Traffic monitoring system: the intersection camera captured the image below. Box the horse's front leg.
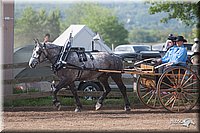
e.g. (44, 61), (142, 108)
(51, 80), (66, 110)
(69, 83), (82, 112)
(95, 75), (111, 110)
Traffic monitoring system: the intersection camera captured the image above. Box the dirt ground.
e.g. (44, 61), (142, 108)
(2, 106), (199, 132)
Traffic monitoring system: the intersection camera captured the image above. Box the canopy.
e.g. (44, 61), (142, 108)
(53, 25), (112, 53)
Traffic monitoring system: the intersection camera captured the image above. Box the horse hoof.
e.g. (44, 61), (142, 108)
(95, 102), (102, 110)
(57, 104), (61, 111)
(75, 107), (81, 112)
(124, 106), (131, 112)
(54, 102), (61, 111)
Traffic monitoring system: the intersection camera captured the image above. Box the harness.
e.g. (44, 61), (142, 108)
(52, 46), (95, 80)
(53, 32), (78, 71)
(33, 40), (96, 81)
(37, 43), (60, 64)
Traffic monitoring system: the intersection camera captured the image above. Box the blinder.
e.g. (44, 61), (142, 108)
(32, 41), (48, 63)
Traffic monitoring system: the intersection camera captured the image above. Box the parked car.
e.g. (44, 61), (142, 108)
(114, 44), (161, 66)
(183, 43), (194, 57)
(184, 43), (193, 51)
(114, 44), (151, 54)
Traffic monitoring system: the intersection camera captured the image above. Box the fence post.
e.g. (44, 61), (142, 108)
(2, 0), (14, 97)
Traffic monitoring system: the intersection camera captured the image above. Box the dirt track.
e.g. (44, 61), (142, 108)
(2, 106), (199, 132)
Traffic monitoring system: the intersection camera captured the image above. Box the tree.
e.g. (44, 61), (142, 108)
(148, 1), (200, 41)
(45, 9), (61, 40)
(14, 7), (61, 48)
(128, 28), (172, 43)
(148, 1), (199, 26)
(61, 3), (128, 48)
(15, 7), (39, 47)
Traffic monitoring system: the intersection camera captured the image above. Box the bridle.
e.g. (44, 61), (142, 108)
(32, 40), (60, 64)
(32, 40), (49, 63)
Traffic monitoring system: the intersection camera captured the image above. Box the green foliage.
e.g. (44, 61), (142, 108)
(14, 7), (61, 48)
(128, 28), (174, 43)
(15, 4), (128, 48)
(14, 2), (197, 47)
(148, 1), (198, 27)
(62, 3), (128, 47)
(45, 9), (61, 40)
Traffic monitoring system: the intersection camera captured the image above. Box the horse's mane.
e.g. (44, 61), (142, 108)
(45, 43), (62, 49)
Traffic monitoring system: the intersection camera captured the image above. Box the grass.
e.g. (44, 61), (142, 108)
(4, 93), (140, 107)
(5, 87), (141, 107)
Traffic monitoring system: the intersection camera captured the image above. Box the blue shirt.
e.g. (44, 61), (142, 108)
(161, 45), (187, 66)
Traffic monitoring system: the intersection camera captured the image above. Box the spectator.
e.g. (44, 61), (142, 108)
(191, 38), (200, 65)
(192, 38), (199, 53)
(43, 33), (51, 44)
(163, 34), (176, 51)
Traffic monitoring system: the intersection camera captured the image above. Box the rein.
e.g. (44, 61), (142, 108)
(37, 45), (61, 64)
(40, 52), (60, 64)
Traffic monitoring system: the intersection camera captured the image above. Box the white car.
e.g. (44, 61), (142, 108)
(114, 44), (151, 54)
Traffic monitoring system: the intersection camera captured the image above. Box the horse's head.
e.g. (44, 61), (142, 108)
(29, 39), (47, 68)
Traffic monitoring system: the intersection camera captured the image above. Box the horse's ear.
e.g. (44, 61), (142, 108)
(36, 39), (40, 43)
(35, 38), (42, 47)
(33, 39), (37, 44)
(43, 43), (46, 49)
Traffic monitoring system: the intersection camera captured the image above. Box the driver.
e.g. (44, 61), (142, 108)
(156, 36), (188, 66)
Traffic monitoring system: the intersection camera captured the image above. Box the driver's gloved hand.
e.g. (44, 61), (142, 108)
(151, 58), (162, 65)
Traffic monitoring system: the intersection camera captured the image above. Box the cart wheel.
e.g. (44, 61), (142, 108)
(136, 75), (162, 109)
(157, 66), (199, 113)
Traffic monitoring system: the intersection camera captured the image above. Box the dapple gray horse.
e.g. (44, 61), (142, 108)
(29, 40), (131, 112)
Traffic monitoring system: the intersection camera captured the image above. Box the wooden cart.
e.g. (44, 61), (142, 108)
(98, 58), (200, 113)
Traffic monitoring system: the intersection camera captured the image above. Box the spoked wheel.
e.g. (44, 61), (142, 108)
(136, 75), (162, 109)
(157, 66), (199, 113)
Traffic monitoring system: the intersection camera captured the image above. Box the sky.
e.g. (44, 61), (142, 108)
(11, 0), (200, 4)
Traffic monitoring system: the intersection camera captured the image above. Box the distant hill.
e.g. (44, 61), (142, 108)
(15, 1), (193, 33)
(14, 1), (193, 40)
(103, 2), (193, 32)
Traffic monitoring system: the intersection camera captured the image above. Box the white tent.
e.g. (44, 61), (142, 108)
(53, 25), (112, 53)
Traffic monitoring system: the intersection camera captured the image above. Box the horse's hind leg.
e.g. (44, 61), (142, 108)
(111, 73), (131, 111)
(95, 74), (111, 110)
(69, 83), (82, 112)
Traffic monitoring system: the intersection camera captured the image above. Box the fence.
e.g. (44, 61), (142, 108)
(3, 62), (134, 101)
